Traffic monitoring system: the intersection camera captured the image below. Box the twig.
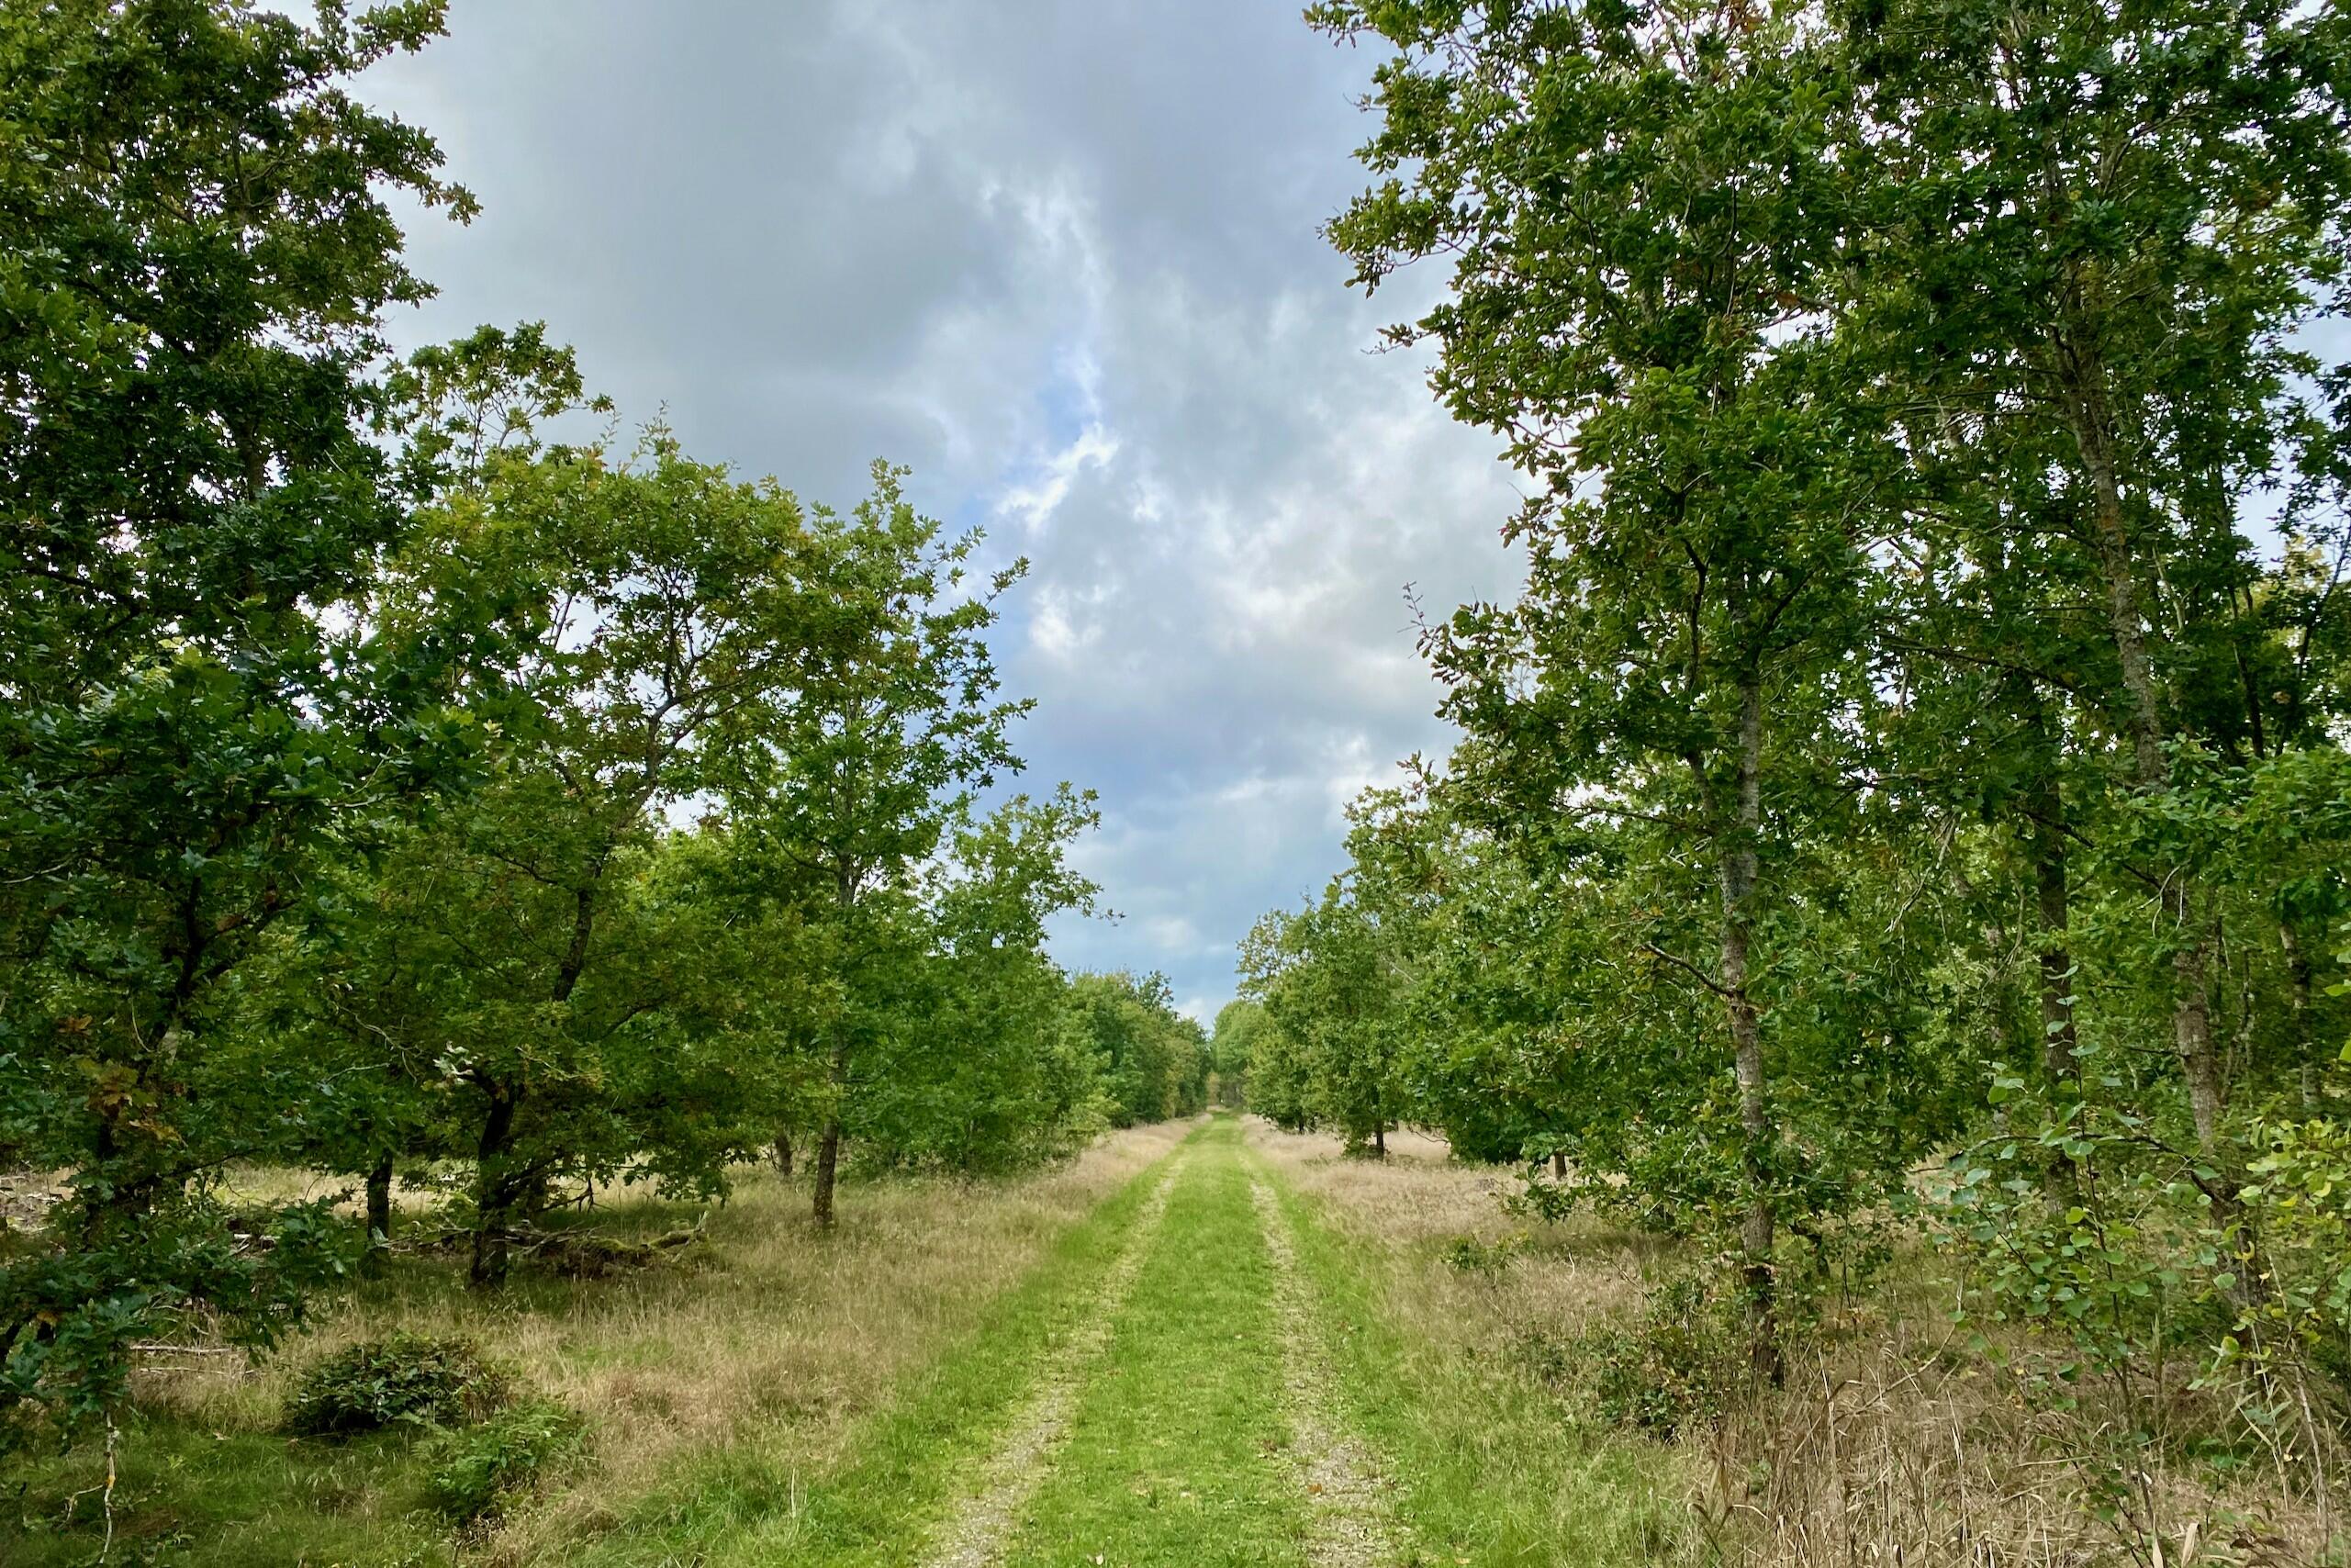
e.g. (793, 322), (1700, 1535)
(1640, 940), (1736, 998)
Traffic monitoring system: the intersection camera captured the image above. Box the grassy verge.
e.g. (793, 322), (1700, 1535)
(7, 1122), (1200, 1567)
(1247, 1141), (1709, 1567)
(998, 1114), (1309, 1568)
(575, 1120), (1203, 1567)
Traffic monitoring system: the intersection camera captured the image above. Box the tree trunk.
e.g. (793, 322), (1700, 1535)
(2022, 708), (2081, 1103)
(469, 1082), (519, 1290)
(365, 1153), (393, 1248)
(812, 1118), (843, 1229)
(1373, 1123), (1386, 1158)
(2284, 920), (2316, 1108)
(2059, 355), (2165, 791)
(1551, 1150), (1568, 1180)
(1717, 674), (1781, 1385)
(2057, 342), (2234, 1173)
(772, 1130), (795, 1177)
(2175, 893), (2222, 1150)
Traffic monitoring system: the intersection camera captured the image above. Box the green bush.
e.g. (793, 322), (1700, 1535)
(1439, 1232), (1529, 1276)
(283, 1333), (509, 1438)
(1575, 1270), (1742, 1440)
(422, 1399), (584, 1523)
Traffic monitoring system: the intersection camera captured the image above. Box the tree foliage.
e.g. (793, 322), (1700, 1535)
(0, 0), (1136, 1459)
(1282, 0), (2351, 1446)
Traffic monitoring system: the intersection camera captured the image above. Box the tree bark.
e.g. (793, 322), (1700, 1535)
(2175, 893), (2222, 1150)
(2283, 920), (2316, 1108)
(2021, 718), (2081, 1101)
(772, 1130), (795, 1177)
(2057, 342), (2165, 791)
(2056, 338), (2229, 1163)
(812, 1117), (843, 1229)
(1551, 1150), (1568, 1180)
(469, 1081), (519, 1290)
(1716, 673), (1780, 1385)
(365, 1153), (393, 1248)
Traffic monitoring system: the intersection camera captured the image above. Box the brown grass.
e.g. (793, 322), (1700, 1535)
(1709, 1279), (2342, 1567)
(134, 1119), (1199, 1561)
(1247, 1117), (1661, 1348)
(1243, 1118), (2344, 1568)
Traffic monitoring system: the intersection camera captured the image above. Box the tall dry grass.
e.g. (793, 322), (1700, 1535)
(1248, 1117), (1662, 1358)
(1246, 1118), (2342, 1568)
(135, 1119), (1197, 1560)
(1706, 1281), (2339, 1567)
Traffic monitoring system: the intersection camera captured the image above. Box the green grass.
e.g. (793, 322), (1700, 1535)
(997, 1115), (1309, 1567)
(8, 1421), (457, 1568)
(1245, 1146), (1710, 1567)
(11, 1121), (1708, 1567)
(575, 1122), (1204, 1567)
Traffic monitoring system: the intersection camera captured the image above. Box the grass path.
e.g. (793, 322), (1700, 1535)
(982, 1117), (1324, 1567)
(1248, 1172), (1408, 1568)
(589, 1114), (1695, 1566)
(917, 1142), (1192, 1568)
(641, 1114), (1408, 1568)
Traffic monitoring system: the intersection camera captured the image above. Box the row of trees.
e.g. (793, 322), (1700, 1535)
(1244, 0), (2351, 1459)
(0, 0), (1201, 1458)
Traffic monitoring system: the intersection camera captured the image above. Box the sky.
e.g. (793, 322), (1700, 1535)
(362, 1), (1528, 1024)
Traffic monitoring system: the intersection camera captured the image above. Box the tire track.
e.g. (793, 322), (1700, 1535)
(916, 1146), (1189, 1568)
(1248, 1173), (1407, 1568)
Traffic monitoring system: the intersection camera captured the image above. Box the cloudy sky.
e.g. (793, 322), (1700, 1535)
(364, 2), (1526, 1022)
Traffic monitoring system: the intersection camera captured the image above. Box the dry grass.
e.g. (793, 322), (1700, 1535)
(130, 1118), (1199, 1562)
(1246, 1119), (2345, 1568)
(1248, 1118), (1662, 1349)
(1710, 1283), (2342, 1568)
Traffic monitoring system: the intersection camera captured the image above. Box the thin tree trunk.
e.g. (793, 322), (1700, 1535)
(2283, 920), (2316, 1108)
(469, 1082), (519, 1290)
(1717, 673), (1781, 1385)
(2175, 894), (2222, 1150)
(2058, 349), (2165, 790)
(365, 1153), (393, 1248)
(772, 1130), (795, 1177)
(2057, 346), (2232, 1168)
(812, 1116), (843, 1229)
(2022, 719), (2081, 1102)
(1551, 1150), (1568, 1180)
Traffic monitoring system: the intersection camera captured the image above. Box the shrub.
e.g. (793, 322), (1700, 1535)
(1440, 1232), (1529, 1276)
(1576, 1269), (1742, 1440)
(422, 1398), (585, 1523)
(283, 1333), (509, 1438)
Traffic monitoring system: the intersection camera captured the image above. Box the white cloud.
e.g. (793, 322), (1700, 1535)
(363, 0), (1526, 1016)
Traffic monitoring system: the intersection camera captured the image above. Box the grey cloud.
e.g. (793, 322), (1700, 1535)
(366, 0), (1523, 1015)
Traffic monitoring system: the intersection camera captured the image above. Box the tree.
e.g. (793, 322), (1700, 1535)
(0, 0), (476, 1440)
(1839, 0), (2351, 1158)
(847, 790), (1107, 1173)
(374, 430), (828, 1284)
(1315, 0), (1886, 1377)
(1209, 1000), (1268, 1110)
(1241, 879), (1410, 1157)
(722, 465), (1031, 1227)
(1064, 972), (1210, 1127)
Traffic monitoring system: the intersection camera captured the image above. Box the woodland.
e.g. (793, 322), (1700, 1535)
(10, 0), (2351, 1564)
